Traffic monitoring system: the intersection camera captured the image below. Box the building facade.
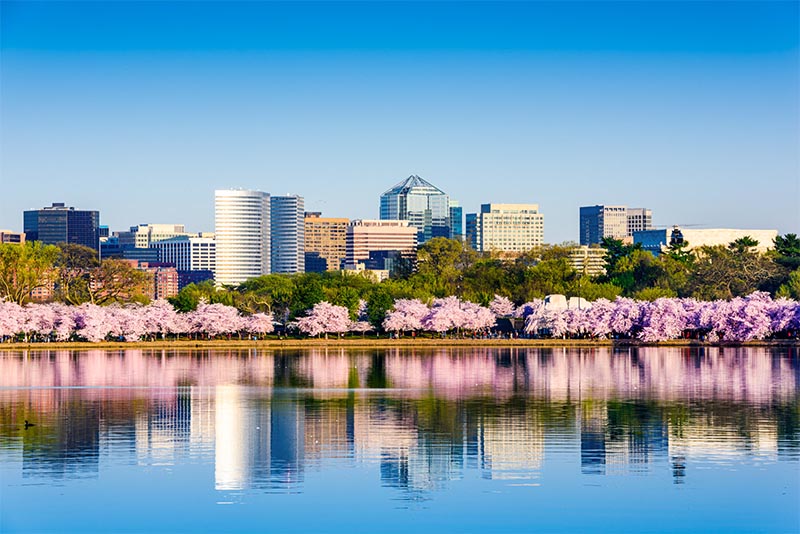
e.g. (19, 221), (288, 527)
(569, 246), (608, 277)
(304, 212), (348, 272)
(116, 224), (191, 249)
(23, 202), (100, 250)
(153, 235), (216, 273)
(380, 175), (451, 244)
(0, 230), (25, 245)
(214, 189), (270, 286)
(634, 227), (779, 256)
(448, 201), (463, 241)
(345, 220), (417, 267)
(466, 203), (544, 253)
(579, 205), (652, 245)
(271, 195), (305, 274)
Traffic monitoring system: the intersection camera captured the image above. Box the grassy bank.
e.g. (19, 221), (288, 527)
(0, 338), (797, 350)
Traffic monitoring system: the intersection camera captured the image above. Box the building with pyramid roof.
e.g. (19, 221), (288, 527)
(379, 175), (454, 244)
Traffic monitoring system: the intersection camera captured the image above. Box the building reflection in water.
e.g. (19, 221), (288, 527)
(0, 346), (797, 494)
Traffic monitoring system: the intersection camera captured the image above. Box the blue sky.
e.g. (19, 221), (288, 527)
(1, 1), (798, 242)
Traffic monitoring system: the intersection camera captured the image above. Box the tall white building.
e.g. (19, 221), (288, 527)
(271, 195), (305, 274)
(465, 203), (544, 253)
(214, 189), (270, 286)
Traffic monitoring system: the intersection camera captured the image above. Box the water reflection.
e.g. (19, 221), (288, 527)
(0, 347), (797, 497)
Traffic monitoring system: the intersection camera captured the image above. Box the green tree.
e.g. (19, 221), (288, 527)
(728, 235), (760, 253)
(87, 259), (152, 305)
(54, 243), (100, 304)
(238, 274), (296, 319)
(773, 233), (800, 269)
(776, 268), (800, 299)
(687, 245), (781, 300)
(0, 242), (60, 304)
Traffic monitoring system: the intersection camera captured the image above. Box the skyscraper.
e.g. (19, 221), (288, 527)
(271, 195), (305, 274)
(579, 205), (653, 245)
(214, 189), (270, 286)
(23, 202), (101, 250)
(379, 175), (451, 243)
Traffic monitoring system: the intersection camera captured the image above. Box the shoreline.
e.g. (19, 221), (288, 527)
(0, 338), (797, 350)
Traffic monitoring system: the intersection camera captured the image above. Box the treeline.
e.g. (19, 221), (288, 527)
(168, 234), (800, 327)
(1, 234), (799, 333)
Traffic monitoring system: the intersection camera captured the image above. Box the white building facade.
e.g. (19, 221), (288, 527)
(466, 203), (544, 253)
(153, 236), (216, 272)
(271, 195), (305, 274)
(634, 227), (778, 256)
(214, 189), (270, 286)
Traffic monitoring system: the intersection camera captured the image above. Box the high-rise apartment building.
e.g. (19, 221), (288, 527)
(466, 203), (544, 253)
(579, 205), (652, 245)
(23, 202), (100, 250)
(380, 175), (452, 243)
(214, 189), (270, 286)
(304, 212), (348, 272)
(270, 195), (305, 274)
(345, 220), (417, 267)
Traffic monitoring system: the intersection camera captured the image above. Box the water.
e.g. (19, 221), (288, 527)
(0, 346), (797, 533)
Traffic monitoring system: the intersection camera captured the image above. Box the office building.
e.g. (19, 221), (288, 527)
(0, 230), (25, 245)
(380, 175), (451, 243)
(153, 235), (216, 273)
(271, 195), (305, 274)
(449, 201), (463, 241)
(569, 246), (608, 276)
(466, 203), (544, 253)
(634, 227), (779, 256)
(23, 202), (100, 250)
(304, 212), (348, 272)
(116, 224), (191, 248)
(345, 220), (417, 267)
(579, 205), (652, 246)
(626, 208), (652, 238)
(214, 189), (270, 286)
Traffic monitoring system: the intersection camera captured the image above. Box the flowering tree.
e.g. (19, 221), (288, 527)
(296, 301), (350, 337)
(0, 292), (797, 343)
(489, 295), (516, 317)
(245, 312), (275, 337)
(188, 302), (247, 338)
(422, 296), (467, 333)
(638, 298), (689, 342)
(382, 299), (430, 333)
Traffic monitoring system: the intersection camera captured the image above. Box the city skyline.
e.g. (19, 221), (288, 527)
(1, 1), (798, 243)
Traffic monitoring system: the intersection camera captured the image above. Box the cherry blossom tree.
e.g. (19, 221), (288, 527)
(489, 295), (516, 317)
(382, 299), (430, 333)
(296, 301), (351, 337)
(245, 312), (275, 337)
(0, 301), (25, 340)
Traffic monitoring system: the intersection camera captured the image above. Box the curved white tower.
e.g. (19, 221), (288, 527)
(214, 189), (270, 286)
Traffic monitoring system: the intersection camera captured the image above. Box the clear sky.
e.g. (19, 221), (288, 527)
(1, 1), (798, 243)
